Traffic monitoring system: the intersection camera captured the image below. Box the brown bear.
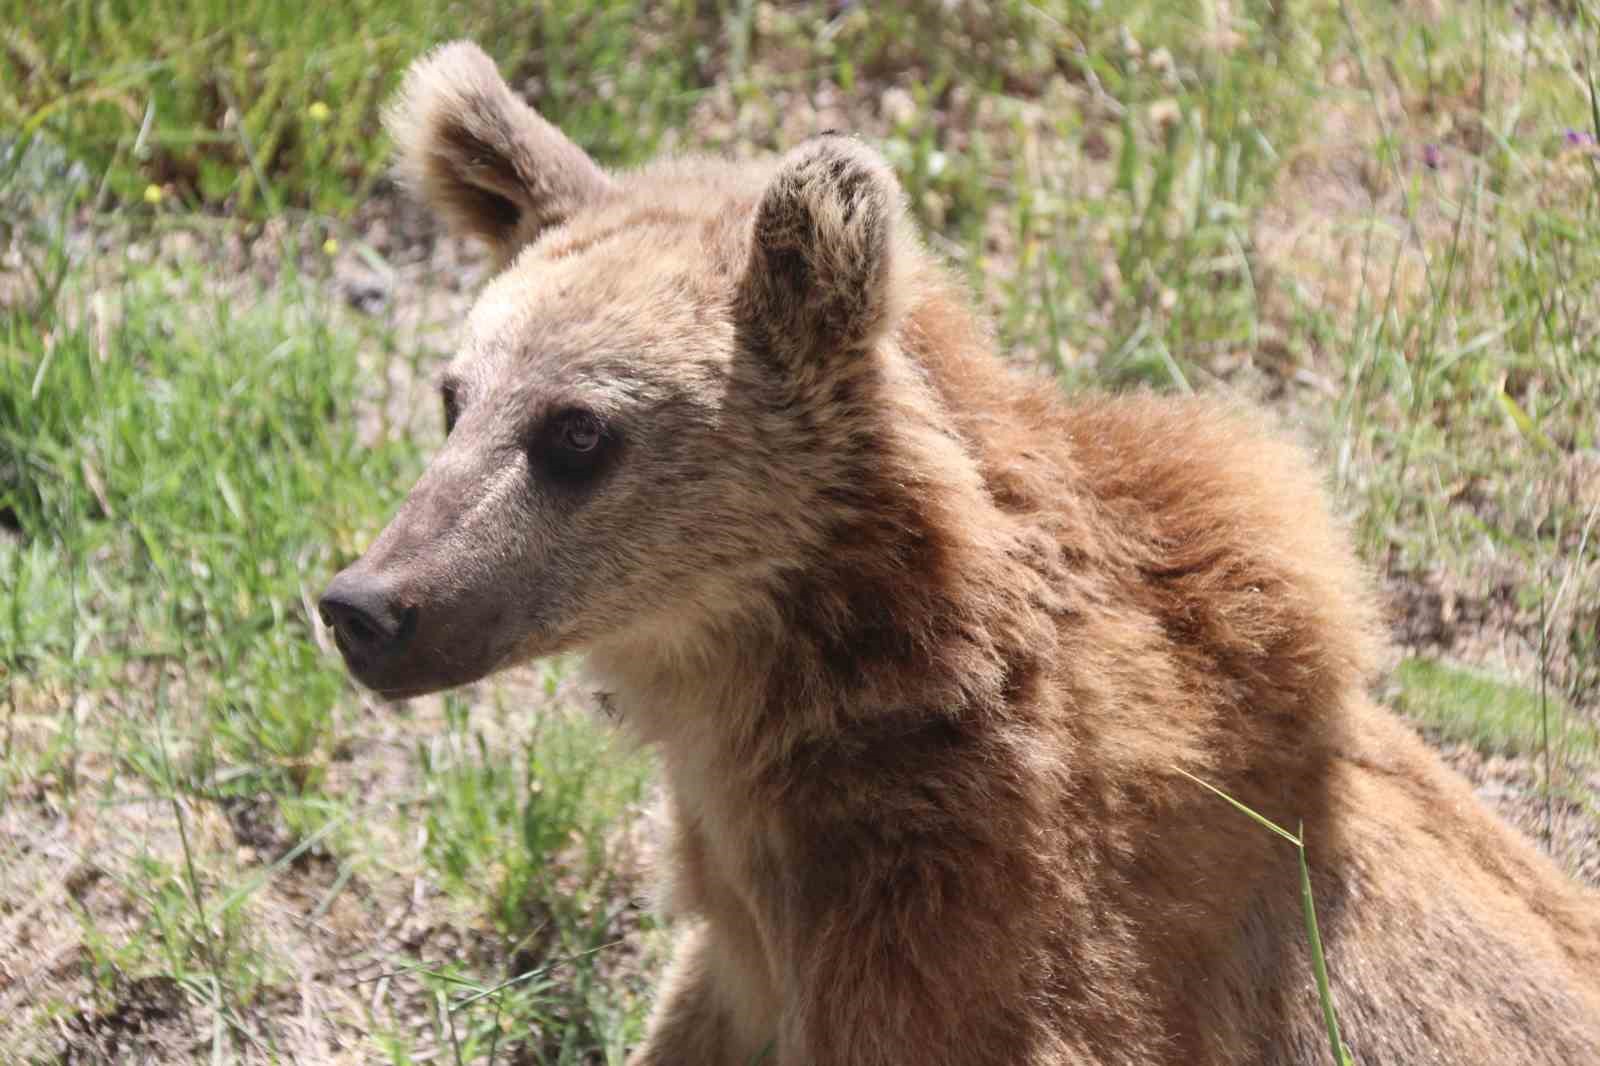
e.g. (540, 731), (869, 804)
(320, 41), (1600, 1066)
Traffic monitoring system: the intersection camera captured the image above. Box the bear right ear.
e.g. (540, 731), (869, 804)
(738, 135), (907, 371)
(384, 42), (613, 263)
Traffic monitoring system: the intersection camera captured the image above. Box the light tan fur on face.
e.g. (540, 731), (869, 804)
(348, 41), (1600, 1066)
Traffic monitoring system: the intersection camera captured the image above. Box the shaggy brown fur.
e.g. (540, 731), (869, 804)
(322, 41), (1600, 1066)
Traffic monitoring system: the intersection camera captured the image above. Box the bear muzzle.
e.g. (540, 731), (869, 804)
(318, 558), (520, 699)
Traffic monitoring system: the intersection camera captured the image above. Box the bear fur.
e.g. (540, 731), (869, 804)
(325, 41), (1600, 1066)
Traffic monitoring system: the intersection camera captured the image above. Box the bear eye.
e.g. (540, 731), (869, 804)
(441, 382), (461, 435)
(533, 408), (616, 488)
(557, 411), (603, 453)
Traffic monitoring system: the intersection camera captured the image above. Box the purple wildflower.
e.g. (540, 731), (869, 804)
(1422, 143), (1442, 170)
(1564, 128), (1596, 148)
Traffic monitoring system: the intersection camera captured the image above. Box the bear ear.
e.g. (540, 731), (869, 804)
(738, 135), (906, 369)
(384, 41), (613, 262)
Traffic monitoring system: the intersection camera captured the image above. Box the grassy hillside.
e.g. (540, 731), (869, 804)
(2, 0), (1597, 1062)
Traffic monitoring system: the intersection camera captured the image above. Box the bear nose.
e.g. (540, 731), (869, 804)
(318, 571), (416, 661)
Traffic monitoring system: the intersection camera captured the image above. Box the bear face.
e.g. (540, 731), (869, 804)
(319, 43), (921, 699)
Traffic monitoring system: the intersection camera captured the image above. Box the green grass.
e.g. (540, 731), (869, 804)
(3, 0), (1598, 1062)
(1394, 655), (1599, 760)
(414, 690), (655, 1064)
(1, 0), (709, 214)
(2, 252), (404, 792)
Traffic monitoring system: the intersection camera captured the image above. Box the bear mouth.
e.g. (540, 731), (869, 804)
(371, 681), (449, 702)
(335, 643), (496, 703)
(342, 632), (554, 702)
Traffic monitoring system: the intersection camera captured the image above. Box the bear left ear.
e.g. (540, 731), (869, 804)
(739, 135), (906, 368)
(384, 41), (613, 265)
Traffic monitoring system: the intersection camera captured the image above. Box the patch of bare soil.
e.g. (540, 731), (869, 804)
(1, 765), (209, 1064)
(1379, 448), (1600, 720)
(57, 975), (194, 1065)
(0, 668), (652, 1065)
(1384, 564), (1545, 685)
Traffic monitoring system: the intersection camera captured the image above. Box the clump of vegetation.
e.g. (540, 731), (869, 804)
(1, 0), (709, 213)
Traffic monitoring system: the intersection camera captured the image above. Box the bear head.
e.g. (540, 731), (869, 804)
(319, 42), (924, 699)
